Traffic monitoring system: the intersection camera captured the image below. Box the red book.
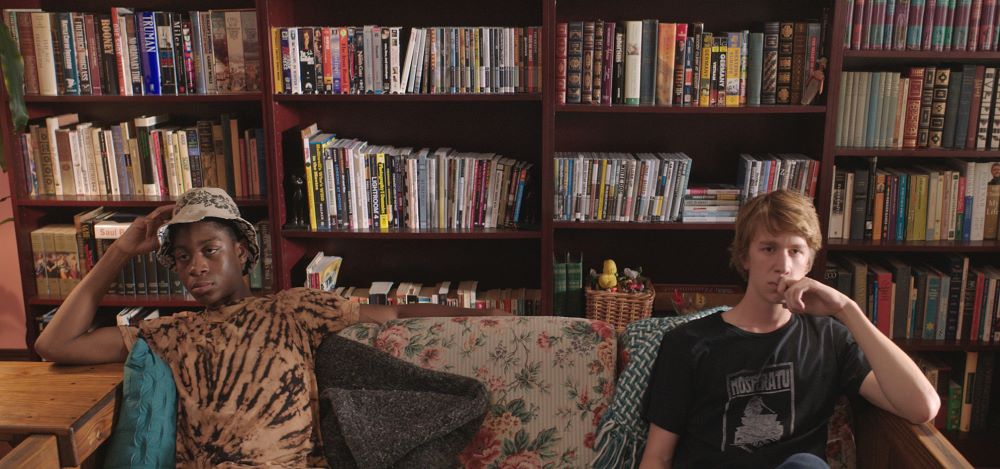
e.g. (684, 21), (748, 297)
(338, 28), (351, 94)
(556, 23), (567, 105)
(968, 0), (984, 50)
(965, 65), (986, 149)
(870, 264), (895, 337)
(922, 0), (938, 50)
(903, 67), (925, 149)
(981, 0), (997, 50)
(853, 0), (867, 49)
(969, 269), (986, 340)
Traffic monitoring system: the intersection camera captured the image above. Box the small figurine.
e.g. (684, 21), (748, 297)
(290, 174), (306, 227)
(801, 57), (828, 105)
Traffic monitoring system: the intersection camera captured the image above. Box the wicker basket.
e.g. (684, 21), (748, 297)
(585, 281), (655, 332)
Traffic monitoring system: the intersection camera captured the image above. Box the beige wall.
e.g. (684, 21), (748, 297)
(0, 170), (26, 349)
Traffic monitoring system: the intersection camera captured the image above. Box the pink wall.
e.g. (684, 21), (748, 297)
(0, 169), (26, 349)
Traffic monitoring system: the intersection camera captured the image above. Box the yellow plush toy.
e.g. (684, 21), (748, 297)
(597, 259), (618, 290)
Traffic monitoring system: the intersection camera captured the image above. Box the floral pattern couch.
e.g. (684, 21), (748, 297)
(337, 315), (856, 469)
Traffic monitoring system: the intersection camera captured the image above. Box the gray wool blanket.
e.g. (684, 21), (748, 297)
(315, 333), (489, 469)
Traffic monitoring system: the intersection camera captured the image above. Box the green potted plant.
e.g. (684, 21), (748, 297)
(0, 21), (27, 225)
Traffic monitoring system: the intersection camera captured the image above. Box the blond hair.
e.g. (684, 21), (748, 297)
(729, 190), (822, 279)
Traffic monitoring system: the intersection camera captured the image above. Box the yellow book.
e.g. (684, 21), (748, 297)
(377, 152), (389, 230)
(300, 124), (319, 230)
(271, 27), (282, 93)
(699, 33), (713, 107)
(597, 159), (607, 220)
(726, 33), (741, 107)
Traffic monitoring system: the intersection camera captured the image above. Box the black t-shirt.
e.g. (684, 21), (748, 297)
(644, 313), (871, 469)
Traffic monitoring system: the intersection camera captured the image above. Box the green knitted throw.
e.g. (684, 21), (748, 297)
(591, 307), (729, 469)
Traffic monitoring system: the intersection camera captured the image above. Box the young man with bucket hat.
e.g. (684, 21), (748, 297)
(35, 187), (502, 466)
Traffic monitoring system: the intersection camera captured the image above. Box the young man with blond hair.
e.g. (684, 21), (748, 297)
(640, 190), (939, 469)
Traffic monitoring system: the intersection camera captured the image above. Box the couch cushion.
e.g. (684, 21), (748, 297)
(339, 316), (617, 468)
(104, 338), (177, 469)
(593, 308), (728, 469)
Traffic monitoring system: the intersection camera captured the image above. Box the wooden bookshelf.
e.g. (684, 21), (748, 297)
(555, 104), (827, 114)
(835, 148), (1000, 158)
(826, 239), (1000, 252)
(0, 0), (996, 461)
(894, 339), (1000, 353)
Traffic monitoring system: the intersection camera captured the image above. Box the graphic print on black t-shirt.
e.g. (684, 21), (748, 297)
(722, 363), (795, 453)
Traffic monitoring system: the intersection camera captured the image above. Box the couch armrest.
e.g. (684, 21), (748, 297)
(854, 406), (972, 469)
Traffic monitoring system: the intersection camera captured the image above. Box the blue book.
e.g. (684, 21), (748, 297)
(866, 72), (883, 147)
(896, 171), (909, 241)
(907, 0), (926, 49)
(186, 128), (202, 188)
(884, 0), (897, 48)
(56, 13), (80, 95)
(747, 33), (763, 106)
(924, 272), (941, 339)
(138, 11), (161, 95)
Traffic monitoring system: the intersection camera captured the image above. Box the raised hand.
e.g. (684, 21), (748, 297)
(776, 276), (851, 317)
(112, 204), (175, 257)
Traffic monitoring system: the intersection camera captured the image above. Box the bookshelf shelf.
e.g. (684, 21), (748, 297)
(554, 104), (826, 114)
(834, 148), (1000, 158)
(894, 339), (1000, 352)
(826, 239), (1000, 252)
(16, 195), (270, 208)
(842, 49), (1000, 63)
(24, 93), (263, 103)
(282, 227), (543, 239)
(941, 430), (1000, 467)
(28, 294), (201, 308)
(274, 93), (543, 103)
(553, 221), (735, 231)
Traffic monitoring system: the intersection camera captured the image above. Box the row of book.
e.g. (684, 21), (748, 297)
(553, 152), (692, 223)
(327, 281), (542, 315)
(681, 186), (742, 223)
(36, 306), (161, 334)
(3, 8), (260, 96)
(845, 0), (1000, 51)
(737, 153), (821, 202)
(299, 125), (534, 231)
(836, 66), (1000, 150)
(29, 208), (273, 298)
(304, 252), (342, 291)
(825, 254), (999, 342)
(19, 113), (265, 198)
(556, 20), (825, 107)
(827, 159), (1000, 241)
(915, 352), (995, 432)
(271, 25), (542, 95)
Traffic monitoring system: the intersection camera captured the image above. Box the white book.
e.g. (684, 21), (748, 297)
(624, 21), (642, 105)
(102, 129), (120, 196)
(30, 12), (57, 96)
(177, 130), (193, 192)
(288, 27), (301, 94)
(111, 8), (134, 96)
(224, 11), (246, 92)
(390, 26), (402, 93)
(841, 171), (855, 238)
(400, 27), (417, 92)
(971, 162), (992, 240)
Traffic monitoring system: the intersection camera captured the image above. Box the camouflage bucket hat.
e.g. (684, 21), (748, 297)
(156, 187), (260, 274)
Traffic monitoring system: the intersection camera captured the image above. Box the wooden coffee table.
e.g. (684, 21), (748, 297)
(0, 362), (122, 467)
